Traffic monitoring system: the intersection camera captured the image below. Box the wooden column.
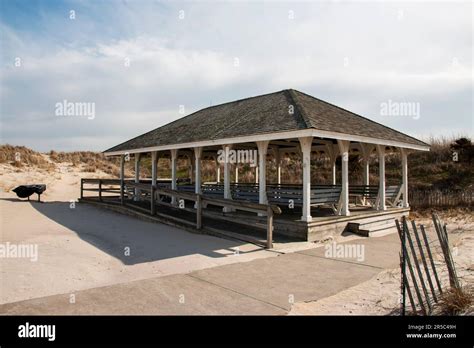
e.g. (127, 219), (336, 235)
(326, 144), (338, 185)
(255, 166), (259, 184)
(257, 141), (269, 205)
(223, 145), (232, 212)
(151, 151), (157, 213)
(337, 140), (350, 216)
(120, 154), (125, 204)
(189, 154), (195, 184)
(360, 143), (372, 187)
(134, 153), (140, 201)
(216, 157), (221, 183)
(299, 136), (313, 222)
(170, 149), (178, 205)
(151, 151), (158, 186)
(194, 147), (202, 194)
(401, 148), (409, 208)
(194, 147), (202, 209)
(377, 145), (386, 211)
(274, 147), (281, 185)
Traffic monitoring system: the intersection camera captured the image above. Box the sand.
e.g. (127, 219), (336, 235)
(289, 215), (474, 315)
(0, 159), (277, 304)
(2, 157), (472, 314)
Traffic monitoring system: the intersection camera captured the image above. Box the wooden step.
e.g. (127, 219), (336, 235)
(346, 216), (396, 237)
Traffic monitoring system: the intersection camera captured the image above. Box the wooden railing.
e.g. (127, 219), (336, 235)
(81, 178), (124, 201)
(155, 187), (281, 248)
(80, 178), (281, 248)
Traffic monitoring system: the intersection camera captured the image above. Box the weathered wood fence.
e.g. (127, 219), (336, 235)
(409, 189), (474, 208)
(396, 213), (460, 315)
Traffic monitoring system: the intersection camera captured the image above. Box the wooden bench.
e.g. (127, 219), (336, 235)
(232, 184), (260, 203)
(349, 185), (379, 205)
(385, 185), (403, 207)
(267, 185), (303, 206)
(310, 186), (342, 213)
(202, 184), (225, 198)
(374, 184), (403, 207)
(267, 185), (342, 214)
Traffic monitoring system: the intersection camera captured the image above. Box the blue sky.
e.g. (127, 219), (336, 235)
(1, 0), (472, 151)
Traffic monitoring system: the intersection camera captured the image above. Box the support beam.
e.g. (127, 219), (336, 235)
(376, 145), (386, 211)
(326, 144), (338, 185)
(360, 143), (373, 187)
(216, 158), (221, 183)
(120, 154), (125, 204)
(194, 147), (202, 194)
(337, 140), (350, 216)
(401, 148), (409, 208)
(257, 141), (269, 205)
(151, 151), (157, 186)
(189, 155), (195, 184)
(170, 149), (178, 205)
(274, 147), (281, 185)
(299, 136), (313, 222)
(134, 153), (141, 201)
(223, 145), (233, 212)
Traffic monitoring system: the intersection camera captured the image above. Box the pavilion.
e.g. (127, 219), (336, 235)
(85, 89), (429, 246)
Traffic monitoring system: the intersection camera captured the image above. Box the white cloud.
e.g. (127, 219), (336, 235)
(0, 1), (472, 152)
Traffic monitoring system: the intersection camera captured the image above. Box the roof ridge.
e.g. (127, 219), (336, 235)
(286, 89), (314, 129)
(291, 89), (430, 147)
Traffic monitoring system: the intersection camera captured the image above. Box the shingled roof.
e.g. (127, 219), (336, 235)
(105, 89), (428, 153)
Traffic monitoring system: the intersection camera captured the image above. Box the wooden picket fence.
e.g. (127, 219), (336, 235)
(409, 189), (474, 208)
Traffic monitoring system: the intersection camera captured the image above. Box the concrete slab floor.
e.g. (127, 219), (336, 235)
(0, 235), (399, 314)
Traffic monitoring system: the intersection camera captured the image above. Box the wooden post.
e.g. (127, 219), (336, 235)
(216, 157), (221, 183)
(151, 151), (158, 186)
(326, 143), (338, 186)
(403, 218), (432, 313)
(234, 164), (239, 184)
(189, 154), (195, 184)
(411, 221), (437, 302)
(223, 144), (232, 213)
(80, 179), (84, 199)
(401, 148), (409, 208)
(360, 143), (372, 188)
(171, 149), (178, 205)
(337, 140), (350, 216)
(420, 224), (443, 293)
(99, 179), (102, 201)
(376, 145), (386, 211)
(299, 136), (313, 222)
(396, 218), (427, 315)
(432, 213), (460, 289)
(120, 154), (125, 205)
(266, 206), (273, 249)
(151, 185), (156, 215)
(194, 147), (202, 194)
(196, 194), (202, 229)
(257, 141), (269, 206)
(274, 147), (281, 185)
(134, 153), (141, 201)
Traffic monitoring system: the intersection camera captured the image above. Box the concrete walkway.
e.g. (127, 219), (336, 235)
(0, 234), (400, 315)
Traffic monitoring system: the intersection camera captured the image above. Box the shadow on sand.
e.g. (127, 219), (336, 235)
(3, 198), (260, 265)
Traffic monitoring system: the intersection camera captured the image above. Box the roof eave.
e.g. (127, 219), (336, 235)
(103, 128), (429, 156)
